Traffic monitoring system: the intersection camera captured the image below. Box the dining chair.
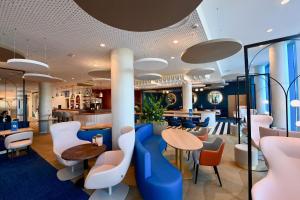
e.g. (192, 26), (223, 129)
(192, 137), (225, 186)
(50, 121), (89, 181)
(5, 131), (33, 158)
(84, 126), (135, 200)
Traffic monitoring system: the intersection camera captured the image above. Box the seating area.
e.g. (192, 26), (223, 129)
(134, 124), (183, 200)
(0, 1), (299, 200)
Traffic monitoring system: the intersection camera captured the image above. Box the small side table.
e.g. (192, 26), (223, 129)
(62, 143), (106, 186)
(234, 143), (258, 170)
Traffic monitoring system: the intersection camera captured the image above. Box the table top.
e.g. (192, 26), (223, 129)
(81, 123), (112, 130)
(0, 127), (34, 136)
(162, 129), (203, 151)
(61, 143), (106, 161)
(163, 114), (201, 118)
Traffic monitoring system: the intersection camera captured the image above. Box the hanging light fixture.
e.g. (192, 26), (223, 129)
(7, 34), (49, 72)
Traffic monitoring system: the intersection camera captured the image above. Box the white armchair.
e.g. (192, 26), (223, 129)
(50, 121), (89, 181)
(250, 115), (273, 149)
(5, 131), (33, 158)
(252, 136), (300, 200)
(84, 126), (135, 200)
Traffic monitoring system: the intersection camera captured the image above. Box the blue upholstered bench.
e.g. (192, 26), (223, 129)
(134, 124), (183, 200)
(0, 121), (30, 131)
(77, 128), (112, 151)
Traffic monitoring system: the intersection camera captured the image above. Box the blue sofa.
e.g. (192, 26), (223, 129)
(77, 128), (112, 151)
(0, 121), (30, 131)
(134, 124), (183, 200)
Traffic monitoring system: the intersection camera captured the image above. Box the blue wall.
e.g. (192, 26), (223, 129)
(142, 81), (247, 117)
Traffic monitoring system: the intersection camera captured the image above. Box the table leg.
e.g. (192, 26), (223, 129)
(175, 148), (178, 167)
(180, 149), (193, 180)
(75, 160), (88, 187)
(83, 159), (89, 170)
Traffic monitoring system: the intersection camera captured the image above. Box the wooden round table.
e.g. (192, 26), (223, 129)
(162, 129), (203, 179)
(62, 143), (106, 187)
(62, 143), (106, 170)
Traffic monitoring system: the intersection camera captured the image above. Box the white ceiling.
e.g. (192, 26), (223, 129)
(198, 0), (300, 76)
(0, 0), (298, 90)
(0, 0), (222, 87)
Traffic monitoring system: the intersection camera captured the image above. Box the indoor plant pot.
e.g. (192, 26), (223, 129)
(152, 121), (168, 135)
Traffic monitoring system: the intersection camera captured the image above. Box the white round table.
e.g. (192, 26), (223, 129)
(162, 129), (203, 179)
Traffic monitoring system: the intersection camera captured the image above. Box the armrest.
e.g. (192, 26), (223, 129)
(95, 150), (124, 166)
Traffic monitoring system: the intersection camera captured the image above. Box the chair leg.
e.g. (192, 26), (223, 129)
(194, 164), (199, 184)
(187, 151), (190, 161)
(213, 166), (222, 187)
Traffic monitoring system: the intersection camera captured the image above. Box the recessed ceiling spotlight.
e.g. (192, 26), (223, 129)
(266, 28), (273, 33)
(67, 53), (75, 58)
(171, 56), (175, 59)
(173, 40), (179, 44)
(100, 43), (106, 47)
(191, 23), (199, 29)
(71, 77), (75, 80)
(281, 0), (290, 5)
(205, 74), (211, 79)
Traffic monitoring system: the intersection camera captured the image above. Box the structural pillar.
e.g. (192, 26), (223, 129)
(111, 48), (134, 148)
(39, 82), (52, 134)
(254, 65), (268, 114)
(182, 81), (193, 112)
(269, 42), (289, 129)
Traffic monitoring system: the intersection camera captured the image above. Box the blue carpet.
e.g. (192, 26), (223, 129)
(0, 150), (89, 200)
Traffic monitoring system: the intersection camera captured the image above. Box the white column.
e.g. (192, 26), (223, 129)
(111, 48), (134, 148)
(39, 82), (52, 134)
(254, 65), (267, 114)
(269, 42), (289, 129)
(182, 81), (193, 112)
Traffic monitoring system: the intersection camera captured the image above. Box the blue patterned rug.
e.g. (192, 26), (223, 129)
(0, 149), (89, 200)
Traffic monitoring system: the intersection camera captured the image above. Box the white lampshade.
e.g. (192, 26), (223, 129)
(291, 100), (300, 107)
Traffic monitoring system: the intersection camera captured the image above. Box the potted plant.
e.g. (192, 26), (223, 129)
(140, 95), (168, 135)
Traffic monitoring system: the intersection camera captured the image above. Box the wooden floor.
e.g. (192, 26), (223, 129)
(30, 123), (265, 200)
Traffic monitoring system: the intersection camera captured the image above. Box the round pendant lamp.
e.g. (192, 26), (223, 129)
(23, 73), (64, 82)
(134, 58), (168, 71)
(7, 58), (49, 73)
(135, 73), (162, 80)
(73, 0), (202, 31)
(0, 46), (24, 62)
(186, 68), (215, 77)
(181, 38), (242, 64)
(88, 69), (110, 78)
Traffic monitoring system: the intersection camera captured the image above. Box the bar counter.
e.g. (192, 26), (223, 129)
(56, 109), (112, 126)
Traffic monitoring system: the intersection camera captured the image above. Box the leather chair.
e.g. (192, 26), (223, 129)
(50, 121), (89, 181)
(245, 115), (273, 149)
(168, 117), (181, 127)
(252, 136), (300, 200)
(84, 126), (135, 200)
(192, 137), (225, 186)
(182, 119), (196, 129)
(62, 112), (73, 122)
(5, 131), (33, 158)
(199, 117), (210, 127)
(190, 127), (209, 141)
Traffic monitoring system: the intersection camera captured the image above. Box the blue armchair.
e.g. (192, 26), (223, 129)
(182, 119), (196, 129)
(199, 117), (210, 127)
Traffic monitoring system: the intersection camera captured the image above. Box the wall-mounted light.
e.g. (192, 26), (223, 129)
(99, 92), (103, 98)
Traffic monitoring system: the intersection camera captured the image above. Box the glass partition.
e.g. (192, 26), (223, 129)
(244, 34), (300, 199)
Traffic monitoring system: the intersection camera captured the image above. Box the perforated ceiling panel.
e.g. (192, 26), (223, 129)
(0, 0), (221, 86)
